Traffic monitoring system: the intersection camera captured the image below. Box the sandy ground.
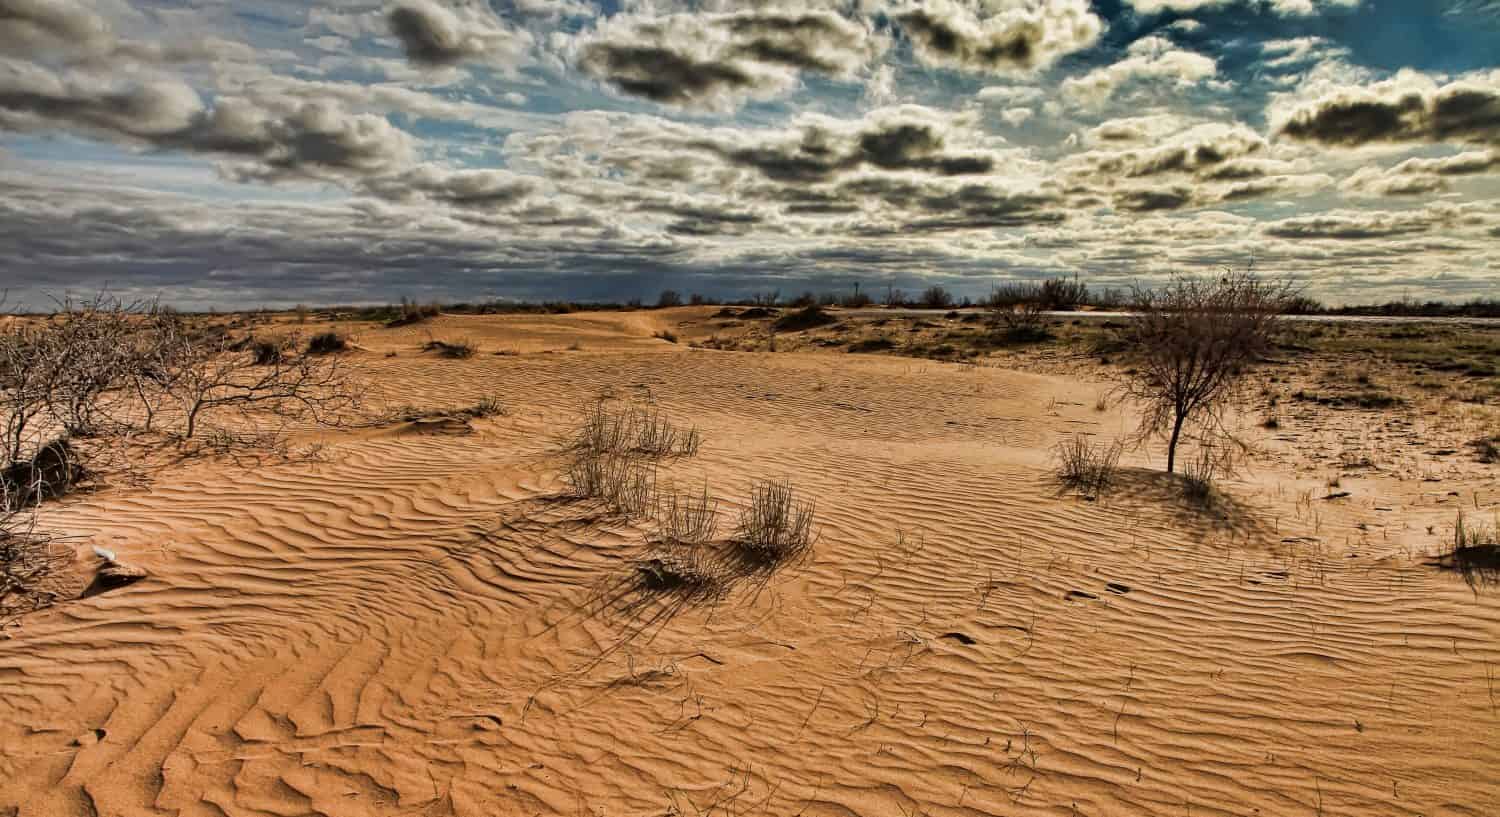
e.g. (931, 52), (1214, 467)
(2, 308), (1498, 816)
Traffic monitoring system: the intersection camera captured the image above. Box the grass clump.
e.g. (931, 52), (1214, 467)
(423, 337), (477, 358)
(1433, 511), (1500, 592)
(733, 480), (816, 567)
(1052, 434), (1122, 496)
(571, 399), (701, 459)
(565, 448), (657, 517)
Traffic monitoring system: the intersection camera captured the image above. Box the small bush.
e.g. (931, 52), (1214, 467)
(307, 332), (348, 355)
(774, 305), (838, 333)
(385, 298), (441, 327)
(656, 290), (683, 308)
(250, 337), (288, 366)
(655, 485), (721, 547)
(570, 399), (700, 459)
(847, 337), (896, 354)
(464, 396), (506, 418)
(654, 330), (679, 343)
(1052, 434), (1122, 496)
(733, 480), (816, 567)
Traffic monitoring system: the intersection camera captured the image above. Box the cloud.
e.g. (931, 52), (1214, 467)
(0, 63), (415, 182)
(892, 0), (1102, 75)
(1262, 204), (1482, 239)
(360, 164), (539, 209)
(573, 9), (880, 110)
(387, 0), (533, 68)
(1061, 35), (1216, 106)
(1340, 149), (1500, 196)
(0, 0), (114, 59)
(1122, 0), (1361, 14)
(1272, 69), (1500, 147)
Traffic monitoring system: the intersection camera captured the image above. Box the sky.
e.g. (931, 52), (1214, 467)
(1, 0), (1498, 309)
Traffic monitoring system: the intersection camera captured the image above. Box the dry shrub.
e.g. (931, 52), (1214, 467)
(1, 487), (66, 624)
(733, 479), (816, 567)
(250, 337), (289, 366)
(464, 396), (506, 418)
(655, 485), (720, 546)
(306, 332), (348, 355)
(1052, 434), (1122, 496)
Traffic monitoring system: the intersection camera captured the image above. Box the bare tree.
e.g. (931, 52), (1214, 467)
(1117, 271), (1295, 473)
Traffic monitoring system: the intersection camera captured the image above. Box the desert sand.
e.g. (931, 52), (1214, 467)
(2, 308), (1497, 817)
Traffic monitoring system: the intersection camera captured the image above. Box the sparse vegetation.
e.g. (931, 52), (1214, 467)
(1052, 434), (1122, 496)
(306, 332), (349, 355)
(423, 337), (478, 358)
(773, 305), (837, 333)
(385, 298), (442, 328)
(654, 330), (679, 343)
(1433, 511), (1500, 592)
(733, 479), (816, 567)
(1116, 272), (1296, 473)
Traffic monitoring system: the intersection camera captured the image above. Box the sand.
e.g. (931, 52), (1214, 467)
(2, 308), (1497, 816)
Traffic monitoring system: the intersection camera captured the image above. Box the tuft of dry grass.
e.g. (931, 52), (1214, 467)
(1181, 441), (1234, 505)
(570, 399), (700, 459)
(733, 479), (816, 567)
(424, 337), (477, 358)
(1435, 511), (1500, 592)
(565, 448), (657, 517)
(1052, 434), (1122, 496)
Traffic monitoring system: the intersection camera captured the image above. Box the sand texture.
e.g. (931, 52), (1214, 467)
(2, 309), (1497, 816)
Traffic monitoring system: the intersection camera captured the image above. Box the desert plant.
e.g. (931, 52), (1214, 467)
(570, 399), (700, 459)
(653, 330), (679, 344)
(773, 305), (837, 333)
(1437, 511), (1499, 591)
(0, 495), (66, 624)
(656, 290), (683, 308)
(565, 448), (657, 517)
(465, 396), (506, 418)
(654, 484), (721, 547)
(385, 298), (442, 327)
(306, 332), (348, 355)
(1052, 434), (1122, 496)
(1180, 440), (1234, 504)
(1116, 271), (1296, 473)
(423, 337), (477, 358)
(1039, 275), (1088, 311)
(733, 480), (816, 566)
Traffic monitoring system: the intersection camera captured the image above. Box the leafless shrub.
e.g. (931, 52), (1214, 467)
(1116, 271), (1297, 473)
(159, 327), (360, 439)
(250, 336), (292, 366)
(1, 473), (67, 624)
(733, 480), (816, 567)
(306, 332), (348, 355)
(1052, 434), (1122, 496)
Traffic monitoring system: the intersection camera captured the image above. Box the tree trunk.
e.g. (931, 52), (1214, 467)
(185, 401), (202, 439)
(1166, 411), (1186, 474)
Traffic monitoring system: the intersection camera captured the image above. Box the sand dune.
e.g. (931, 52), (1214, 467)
(2, 310), (1497, 816)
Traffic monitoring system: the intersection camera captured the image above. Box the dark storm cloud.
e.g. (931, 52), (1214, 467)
(0, 66), (414, 181)
(890, 0), (1101, 75)
(1275, 75), (1500, 147)
(1115, 188), (1193, 212)
(578, 43), (758, 106)
(387, 0), (530, 68)
(573, 9), (877, 109)
(710, 114), (996, 184)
